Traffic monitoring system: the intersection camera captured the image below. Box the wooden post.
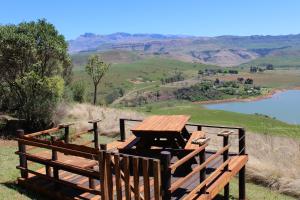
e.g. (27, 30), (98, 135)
(59, 123), (74, 144)
(51, 136), (59, 180)
(238, 128), (246, 200)
(64, 125), (70, 144)
(100, 144), (107, 151)
(89, 177), (95, 189)
(197, 125), (202, 131)
(223, 135), (229, 200)
(161, 151), (171, 200)
(17, 129), (28, 179)
(199, 146), (206, 194)
(89, 119), (101, 149)
(120, 118), (126, 142)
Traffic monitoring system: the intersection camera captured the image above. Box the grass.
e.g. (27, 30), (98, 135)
(136, 100), (300, 139)
(228, 178), (295, 200)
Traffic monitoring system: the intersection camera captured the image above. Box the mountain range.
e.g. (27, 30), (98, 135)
(69, 32), (300, 67)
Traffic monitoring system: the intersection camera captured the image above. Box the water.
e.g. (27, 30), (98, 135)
(205, 90), (300, 124)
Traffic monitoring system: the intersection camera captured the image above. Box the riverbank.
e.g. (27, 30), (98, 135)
(194, 86), (300, 105)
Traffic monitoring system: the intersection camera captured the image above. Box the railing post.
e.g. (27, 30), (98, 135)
(197, 125), (202, 131)
(17, 129), (28, 179)
(199, 145), (206, 194)
(89, 119), (101, 149)
(59, 123), (74, 144)
(238, 128), (246, 200)
(223, 135), (229, 199)
(64, 125), (70, 144)
(51, 136), (59, 180)
(119, 118), (126, 142)
(161, 151), (171, 200)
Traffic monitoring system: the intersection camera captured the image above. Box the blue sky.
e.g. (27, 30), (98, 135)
(1, 0), (299, 39)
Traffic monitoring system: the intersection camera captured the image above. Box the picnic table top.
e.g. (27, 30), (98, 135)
(131, 115), (190, 133)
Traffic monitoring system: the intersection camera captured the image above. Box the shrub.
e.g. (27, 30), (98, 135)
(14, 72), (64, 130)
(71, 81), (86, 103)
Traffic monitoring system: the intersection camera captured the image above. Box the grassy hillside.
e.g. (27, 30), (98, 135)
(72, 58), (216, 104)
(241, 55), (300, 68)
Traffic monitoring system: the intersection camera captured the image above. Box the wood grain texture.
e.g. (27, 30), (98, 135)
(185, 131), (206, 150)
(131, 115), (190, 133)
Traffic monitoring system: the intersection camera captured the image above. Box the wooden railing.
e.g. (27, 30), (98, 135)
(16, 129), (162, 200)
(119, 118), (247, 200)
(24, 119), (101, 150)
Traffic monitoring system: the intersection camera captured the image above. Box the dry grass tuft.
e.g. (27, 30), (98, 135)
(246, 133), (300, 198)
(54, 102), (144, 136)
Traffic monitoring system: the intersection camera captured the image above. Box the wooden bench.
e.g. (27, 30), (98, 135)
(106, 136), (140, 151)
(184, 131), (206, 150)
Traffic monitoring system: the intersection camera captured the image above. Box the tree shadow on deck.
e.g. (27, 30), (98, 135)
(1, 181), (49, 200)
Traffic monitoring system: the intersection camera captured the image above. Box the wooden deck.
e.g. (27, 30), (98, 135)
(15, 117), (248, 200)
(18, 152), (247, 200)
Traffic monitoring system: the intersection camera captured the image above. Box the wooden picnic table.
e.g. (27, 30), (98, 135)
(131, 115), (191, 149)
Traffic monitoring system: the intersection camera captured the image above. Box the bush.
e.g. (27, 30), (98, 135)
(71, 81), (86, 103)
(14, 72), (64, 131)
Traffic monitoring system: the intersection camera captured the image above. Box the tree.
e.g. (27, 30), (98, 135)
(244, 78), (254, 84)
(266, 64), (274, 70)
(85, 55), (110, 104)
(0, 19), (71, 131)
(237, 77), (244, 83)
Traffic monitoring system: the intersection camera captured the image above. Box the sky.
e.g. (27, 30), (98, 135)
(0, 0), (299, 40)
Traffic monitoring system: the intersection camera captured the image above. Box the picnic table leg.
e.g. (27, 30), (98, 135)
(181, 127), (191, 140)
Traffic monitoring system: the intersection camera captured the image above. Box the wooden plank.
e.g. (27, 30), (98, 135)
(132, 157), (140, 200)
(183, 159), (231, 200)
(170, 143), (208, 173)
(107, 136), (139, 150)
(32, 151), (97, 169)
(99, 151), (107, 200)
(16, 138), (98, 159)
(17, 166), (100, 195)
(153, 159), (161, 200)
(206, 155), (248, 199)
(184, 131), (206, 150)
(142, 159), (150, 200)
(105, 153), (114, 200)
(17, 152), (100, 179)
(131, 115), (190, 133)
(53, 140), (99, 154)
(114, 154), (122, 200)
(169, 144), (230, 193)
(123, 155), (131, 200)
(24, 127), (60, 138)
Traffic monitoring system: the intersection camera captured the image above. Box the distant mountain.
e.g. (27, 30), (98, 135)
(68, 32), (193, 53)
(69, 33), (300, 66)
